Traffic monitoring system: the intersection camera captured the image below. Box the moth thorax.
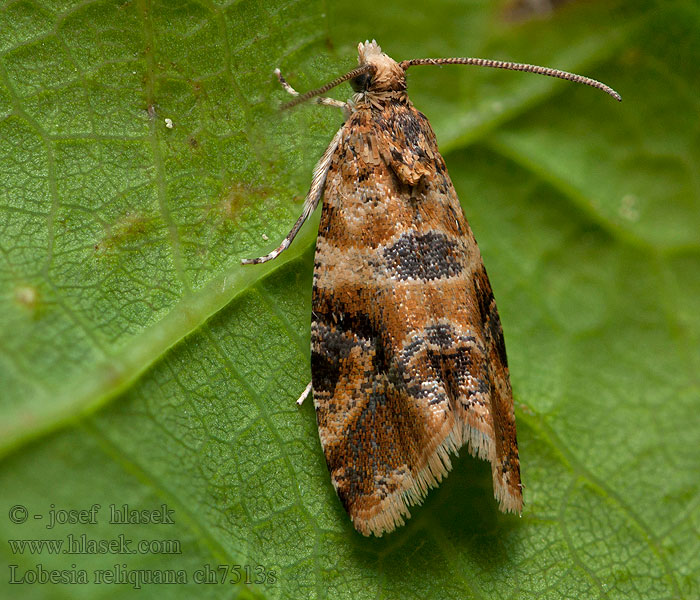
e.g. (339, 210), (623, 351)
(357, 39), (406, 93)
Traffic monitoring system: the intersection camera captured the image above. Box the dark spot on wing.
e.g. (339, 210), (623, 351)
(383, 231), (463, 281)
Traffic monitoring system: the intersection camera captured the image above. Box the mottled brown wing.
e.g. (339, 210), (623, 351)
(311, 101), (521, 536)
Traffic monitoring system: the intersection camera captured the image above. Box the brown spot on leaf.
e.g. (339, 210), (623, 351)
(207, 182), (273, 225)
(96, 213), (155, 255)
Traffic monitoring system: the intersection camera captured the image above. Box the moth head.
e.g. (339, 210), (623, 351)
(353, 40), (406, 93)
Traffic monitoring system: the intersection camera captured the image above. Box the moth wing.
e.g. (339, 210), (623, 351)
(310, 103), (521, 537)
(376, 103), (523, 514)
(374, 104), (522, 512)
(310, 109), (466, 536)
(458, 263), (523, 514)
(311, 313), (461, 536)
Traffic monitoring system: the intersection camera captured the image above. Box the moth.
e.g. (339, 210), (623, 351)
(243, 41), (620, 536)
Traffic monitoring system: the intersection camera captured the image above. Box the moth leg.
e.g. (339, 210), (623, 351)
(275, 68), (349, 112)
(241, 124), (345, 265)
(296, 381), (312, 406)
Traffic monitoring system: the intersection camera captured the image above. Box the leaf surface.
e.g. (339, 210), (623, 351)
(1, 1), (698, 598)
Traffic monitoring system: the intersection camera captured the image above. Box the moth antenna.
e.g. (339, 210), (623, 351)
(280, 64), (376, 110)
(399, 57), (621, 102)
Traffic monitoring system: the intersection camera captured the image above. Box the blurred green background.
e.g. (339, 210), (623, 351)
(1, 0), (698, 598)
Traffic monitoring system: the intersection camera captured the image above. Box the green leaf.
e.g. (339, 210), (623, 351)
(1, 1), (698, 598)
